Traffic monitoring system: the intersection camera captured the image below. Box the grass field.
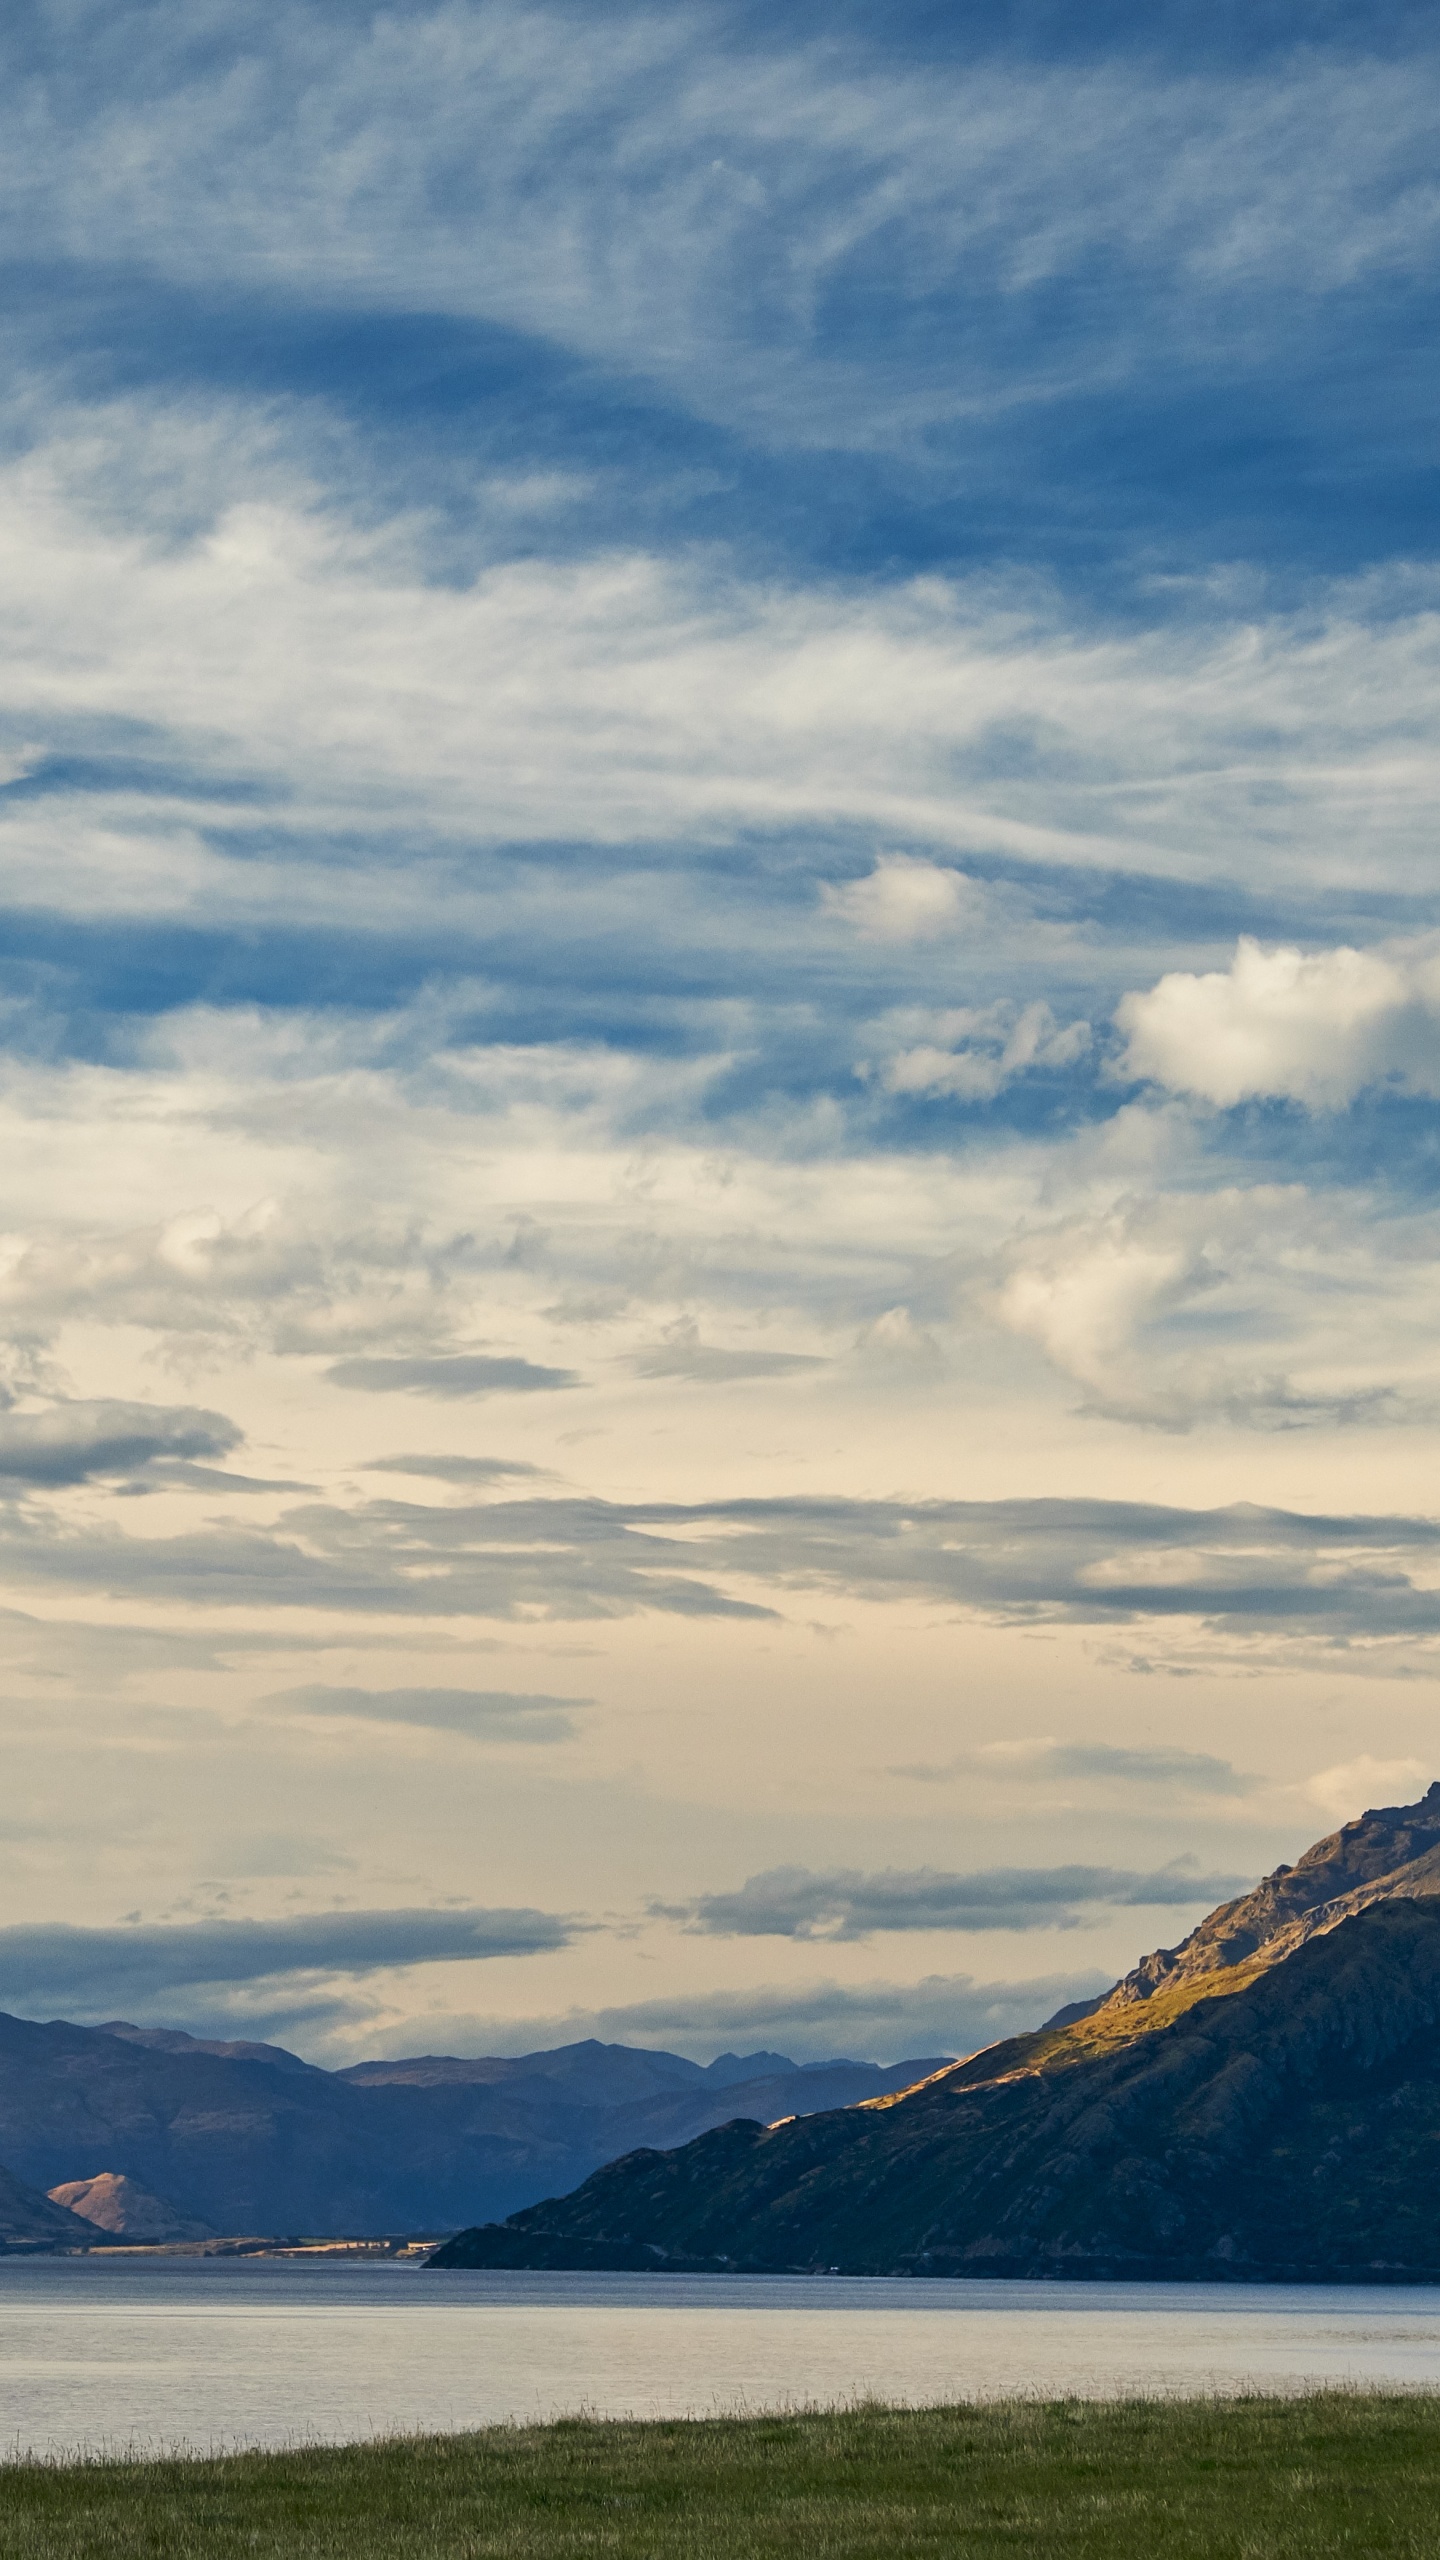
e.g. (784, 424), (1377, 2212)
(2, 2397), (1440, 2557)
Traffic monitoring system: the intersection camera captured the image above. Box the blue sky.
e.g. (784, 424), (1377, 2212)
(0, 0), (1438, 2063)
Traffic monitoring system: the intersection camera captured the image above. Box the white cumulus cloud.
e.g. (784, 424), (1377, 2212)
(822, 854), (980, 942)
(1116, 934), (1440, 1108)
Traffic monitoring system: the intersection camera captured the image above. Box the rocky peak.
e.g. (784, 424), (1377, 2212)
(1103, 1779), (1440, 2010)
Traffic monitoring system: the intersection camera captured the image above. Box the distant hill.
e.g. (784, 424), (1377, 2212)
(47, 2170), (216, 2243)
(433, 1784), (1440, 2281)
(0, 2019), (944, 2240)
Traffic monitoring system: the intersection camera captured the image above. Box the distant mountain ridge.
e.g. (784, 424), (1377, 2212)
(433, 1785), (1440, 2282)
(0, 2019), (945, 2242)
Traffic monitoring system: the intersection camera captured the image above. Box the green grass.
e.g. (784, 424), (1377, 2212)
(3, 2398), (1440, 2558)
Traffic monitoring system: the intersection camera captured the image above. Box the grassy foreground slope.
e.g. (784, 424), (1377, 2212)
(2, 2401), (1440, 2558)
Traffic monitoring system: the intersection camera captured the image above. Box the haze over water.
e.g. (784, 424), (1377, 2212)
(4, 2263), (1440, 2461)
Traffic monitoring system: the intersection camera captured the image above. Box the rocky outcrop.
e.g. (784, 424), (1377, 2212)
(48, 2170), (216, 2242)
(1099, 1780), (1440, 2009)
(433, 1785), (1440, 2281)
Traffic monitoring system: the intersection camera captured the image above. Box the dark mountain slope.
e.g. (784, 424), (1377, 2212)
(432, 1899), (1440, 2280)
(434, 1787), (1440, 2280)
(0, 2161), (95, 2251)
(98, 2023), (324, 2077)
(0, 2014), (939, 2237)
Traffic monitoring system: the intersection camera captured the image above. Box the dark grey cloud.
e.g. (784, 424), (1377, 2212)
(669, 1860), (1250, 1940)
(893, 1741), (1255, 1792)
(0, 1399), (240, 1487)
(268, 1684), (588, 1741)
(0, 1905), (577, 2016)
(5, 1490), (1440, 1644)
(326, 1356), (578, 1397)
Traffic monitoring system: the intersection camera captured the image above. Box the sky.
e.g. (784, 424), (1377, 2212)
(1, 0), (1439, 2068)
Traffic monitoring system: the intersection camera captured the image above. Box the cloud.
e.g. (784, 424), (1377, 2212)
(1303, 1755), (1431, 1821)
(267, 1685), (588, 1742)
(632, 1320), (824, 1383)
(822, 855), (979, 942)
(998, 1207), (1207, 1419)
(1117, 935), (1440, 1108)
(8, 5), (1440, 457)
(0, 1905), (578, 2018)
(6, 1488), (1440, 1651)
(992, 1185), (1438, 1433)
(1, 0), (1438, 2078)
(6, 394), (1440, 936)
(852, 1306), (944, 1372)
(0, 1398), (240, 1486)
(360, 1456), (551, 1483)
(429, 1970), (1118, 2068)
(877, 1001), (1090, 1101)
(667, 1859), (1249, 1940)
(325, 1355), (579, 1397)
(891, 1740), (1255, 1792)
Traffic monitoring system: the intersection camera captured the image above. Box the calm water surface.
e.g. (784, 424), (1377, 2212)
(2, 2258), (1439, 2458)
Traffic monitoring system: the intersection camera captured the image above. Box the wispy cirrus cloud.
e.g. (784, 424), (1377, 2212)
(2, 422), (1438, 911)
(7, 4), (1440, 451)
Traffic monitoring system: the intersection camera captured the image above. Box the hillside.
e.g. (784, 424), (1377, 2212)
(1098, 1779), (1440, 2010)
(0, 2019), (941, 2239)
(433, 1785), (1440, 2280)
(0, 2162), (95, 2250)
(48, 2170), (216, 2242)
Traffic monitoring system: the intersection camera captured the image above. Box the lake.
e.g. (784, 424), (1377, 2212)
(3, 2258), (1440, 2459)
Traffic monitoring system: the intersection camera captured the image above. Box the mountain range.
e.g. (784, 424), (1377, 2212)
(0, 2020), (944, 2242)
(434, 1782), (1440, 2282)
